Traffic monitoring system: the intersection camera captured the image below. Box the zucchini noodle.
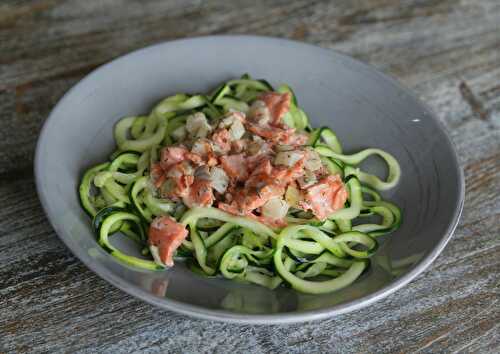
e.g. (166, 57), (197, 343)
(79, 74), (402, 294)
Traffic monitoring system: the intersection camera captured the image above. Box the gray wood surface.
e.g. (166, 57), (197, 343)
(1, 0), (499, 353)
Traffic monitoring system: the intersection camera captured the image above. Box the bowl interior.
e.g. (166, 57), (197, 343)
(36, 36), (463, 323)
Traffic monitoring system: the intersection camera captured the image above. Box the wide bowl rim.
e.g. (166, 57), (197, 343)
(34, 34), (465, 324)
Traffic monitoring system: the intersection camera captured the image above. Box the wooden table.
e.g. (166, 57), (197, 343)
(1, 1), (499, 352)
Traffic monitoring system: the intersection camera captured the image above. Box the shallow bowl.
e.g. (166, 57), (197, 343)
(35, 35), (464, 324)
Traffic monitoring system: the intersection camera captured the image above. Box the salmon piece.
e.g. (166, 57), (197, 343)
(244, 159), (289, 211)
(246, 151), (272, 171)
(300, 175), (348, 220)
(219, 200), (288, 228)
(218, 178), (285, 217)
(175, 175), (195, 197)
(270, 167), (293, 184)
(220, 154), (248, 182)
(271, 158), (306, 184)
(160, 146), (189, 170)
(161, 161), (195, 198)
(255, 158), (273, 175)
(258, 92), (291, 126)
(166, 161), (194, 178)
(235, 193), (264, 213)
(151, 162), (166, 188)
(185, 152), (203, 165)
(247, 158), (273, 181)
(246, 123), (298, 145)
(246, 123), (282, 140)
(183, 178), (214, 207)
(284, 132), (308, 146)
(191, 139), (219, 166)
(148, 216), (189, 267)
(246, 184), (285, 209)
(246, 155), (265, 171)
(246, 155), (304, 188)
(211, 128), (232, 154)
(238, 184), (286, 214)
(160, 175), (194, 200)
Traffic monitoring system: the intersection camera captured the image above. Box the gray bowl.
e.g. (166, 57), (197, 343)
(35, 35), (464, 324)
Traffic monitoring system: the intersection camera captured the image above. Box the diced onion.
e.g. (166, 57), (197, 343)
(285, 185), (301, 208)
(209, 167), (229, 193)
(297, 171), (317, 189)
(248, 100), (270, 125)
(304, 149), (322, 171)
(275, 151), (304, 167)
(186, 112), (212, 138)
(191, 139), (210, 156)
(262, 197), (289, 219)
(219, 113), (246, 140)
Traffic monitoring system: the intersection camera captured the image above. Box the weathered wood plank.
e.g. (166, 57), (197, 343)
(1, 0), (499, 353)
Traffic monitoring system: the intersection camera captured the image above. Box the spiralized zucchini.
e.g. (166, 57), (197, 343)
(79, 74), (402, 294)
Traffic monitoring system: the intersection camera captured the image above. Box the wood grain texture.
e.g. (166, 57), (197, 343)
(1, 0), (499, 353)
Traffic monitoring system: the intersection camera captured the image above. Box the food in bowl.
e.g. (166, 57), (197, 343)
(79, 74), (402, 294)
